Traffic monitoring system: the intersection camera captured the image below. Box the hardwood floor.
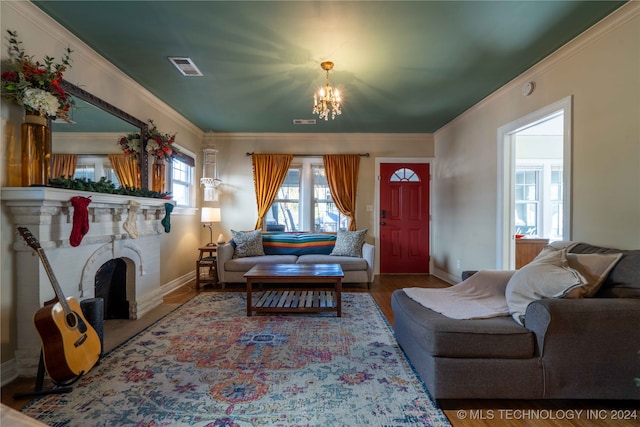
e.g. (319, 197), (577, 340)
(2, 275), (637, 426)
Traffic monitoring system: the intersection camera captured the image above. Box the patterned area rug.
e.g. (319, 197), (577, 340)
(22, 293), (451, 427)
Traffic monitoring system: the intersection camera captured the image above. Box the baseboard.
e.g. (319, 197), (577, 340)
(1, 358), (18, 387)
(161, 270), (196, 296)
(431, 268), (458, 285)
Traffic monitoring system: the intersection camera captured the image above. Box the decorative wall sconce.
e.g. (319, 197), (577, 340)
(201, 148), (222, 201)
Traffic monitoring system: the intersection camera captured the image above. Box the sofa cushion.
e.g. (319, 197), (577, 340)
(296, 254), (368, 271)
(224, 255), (298, 272)
(569, 243), (640, 298)
(330, 229), (367, 257)
(393, 290), (534, 359)
(262, 232), (336, 255)
(231, 230), (265, 258)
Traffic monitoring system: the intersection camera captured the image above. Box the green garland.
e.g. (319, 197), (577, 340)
(49, 177), (171, 199)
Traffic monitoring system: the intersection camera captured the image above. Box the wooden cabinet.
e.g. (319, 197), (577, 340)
(515, 238), (549, 269)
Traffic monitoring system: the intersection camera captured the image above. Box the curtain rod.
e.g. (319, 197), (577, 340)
(246, 152), (369, 158)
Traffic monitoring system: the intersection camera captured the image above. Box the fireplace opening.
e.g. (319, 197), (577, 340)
(95, 258), (130, 319)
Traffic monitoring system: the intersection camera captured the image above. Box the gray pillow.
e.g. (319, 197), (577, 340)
(330, 229), (367, 257)
(231, 229), (265, 258)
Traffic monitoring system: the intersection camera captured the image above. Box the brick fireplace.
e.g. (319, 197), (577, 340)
(2, 187), (172, 376)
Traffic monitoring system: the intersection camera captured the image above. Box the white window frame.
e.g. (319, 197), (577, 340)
(271, 157), (348, 232)
(168, 146), (196, 209)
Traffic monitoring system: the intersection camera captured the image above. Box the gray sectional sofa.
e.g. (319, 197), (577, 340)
(392, 242), (640, 400)
(217, 232), (374, 285)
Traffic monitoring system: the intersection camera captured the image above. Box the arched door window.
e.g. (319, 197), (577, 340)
(390, 167), (420, 182)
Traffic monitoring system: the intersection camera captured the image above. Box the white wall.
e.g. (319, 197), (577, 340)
(432, 3), (640, 279)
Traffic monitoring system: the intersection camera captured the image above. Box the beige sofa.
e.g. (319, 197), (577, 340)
(216, 232), (374, 286)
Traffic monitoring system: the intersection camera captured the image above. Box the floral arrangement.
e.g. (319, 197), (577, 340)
(118, 133), (141, 159)
(0, 30), (73, 121)
(146, 119), (179, 161)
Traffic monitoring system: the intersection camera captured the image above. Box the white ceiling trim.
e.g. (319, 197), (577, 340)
(208, 132), (433, 145)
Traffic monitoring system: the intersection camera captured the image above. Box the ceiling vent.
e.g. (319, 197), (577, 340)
(168, 57), (203, 77)
(293, 119), (316, 125)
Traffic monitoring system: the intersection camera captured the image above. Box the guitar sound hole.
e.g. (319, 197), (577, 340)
(66, 312), (78, 329)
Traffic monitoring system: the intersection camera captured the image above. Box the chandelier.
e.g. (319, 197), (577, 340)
(312, 61), (342, 120)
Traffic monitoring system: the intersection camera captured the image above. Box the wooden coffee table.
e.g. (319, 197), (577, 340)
(244, 264), (344, 317)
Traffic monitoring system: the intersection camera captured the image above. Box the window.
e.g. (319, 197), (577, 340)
(514, 168), (540, 236)
(390, 167), (420, 182)
(267, 168), (300, 231)
(550, 166), (563, 238)
(74, 155), (120, 186)
(267, 159), (346, 232)
(170, 153), (195, 207)
(74, 164), (95, 181)
(313, 166), (348, 232)
(514, 164), (563, 240)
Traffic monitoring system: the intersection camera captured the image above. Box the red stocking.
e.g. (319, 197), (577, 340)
(70, 196), (92, 247)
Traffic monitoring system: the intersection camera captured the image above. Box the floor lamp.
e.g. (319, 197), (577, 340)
(201, 207), (221, 246)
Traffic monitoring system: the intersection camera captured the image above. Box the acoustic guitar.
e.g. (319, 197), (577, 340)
(17, 227), (101, 384)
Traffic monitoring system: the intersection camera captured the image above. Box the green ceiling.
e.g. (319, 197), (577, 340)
(34, 1), (625, 133)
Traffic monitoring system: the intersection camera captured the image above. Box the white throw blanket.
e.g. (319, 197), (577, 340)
(403, 270), (516, 319)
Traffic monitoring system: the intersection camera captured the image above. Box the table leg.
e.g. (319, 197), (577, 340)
(336, 278), (342, 317)
(246, 279), (252, 316)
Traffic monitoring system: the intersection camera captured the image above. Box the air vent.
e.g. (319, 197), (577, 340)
(168, 57), (203, 77)
(293, 119), (316, 125)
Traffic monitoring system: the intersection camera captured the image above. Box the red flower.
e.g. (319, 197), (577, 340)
(1, 30), (73, 121)
(1, 71), (18, 82)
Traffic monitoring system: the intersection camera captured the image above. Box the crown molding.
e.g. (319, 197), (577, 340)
(6, 1), (202, 137)
(435, 1), (639, 136)
(209, 132), (433, 144)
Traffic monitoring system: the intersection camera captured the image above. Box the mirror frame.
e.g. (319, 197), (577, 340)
(60, 80), (150, 188)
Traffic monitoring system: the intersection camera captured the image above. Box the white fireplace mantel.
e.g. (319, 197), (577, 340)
(1, 187), (174, 376)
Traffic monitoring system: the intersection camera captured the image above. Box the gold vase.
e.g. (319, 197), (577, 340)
(152, 157), (166, 192)
(21, 111), (51, 187)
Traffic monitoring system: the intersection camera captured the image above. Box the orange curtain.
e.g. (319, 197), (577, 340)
(323, 154), (360, 231)
(108, 154), (141, 188)
(51, 154), (77, 179)
(252, 154), (293, 230)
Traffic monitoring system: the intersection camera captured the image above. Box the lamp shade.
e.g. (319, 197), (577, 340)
(201, 207), (221, 223)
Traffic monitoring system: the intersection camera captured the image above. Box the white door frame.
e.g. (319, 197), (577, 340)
(496, 96), (573, 269)
(374, 157), (434, 275)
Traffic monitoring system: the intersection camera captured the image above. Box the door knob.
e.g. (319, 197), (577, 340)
(380, 222), (386, 226)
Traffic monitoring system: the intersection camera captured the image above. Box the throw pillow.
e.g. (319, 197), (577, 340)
(330, 229), (367, 257)
(505, 248), (584, 325)
(565, 252), (623, 297)
(230, 230), (265, 258)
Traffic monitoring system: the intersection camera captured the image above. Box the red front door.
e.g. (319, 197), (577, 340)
(379, 163), (430, 273)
